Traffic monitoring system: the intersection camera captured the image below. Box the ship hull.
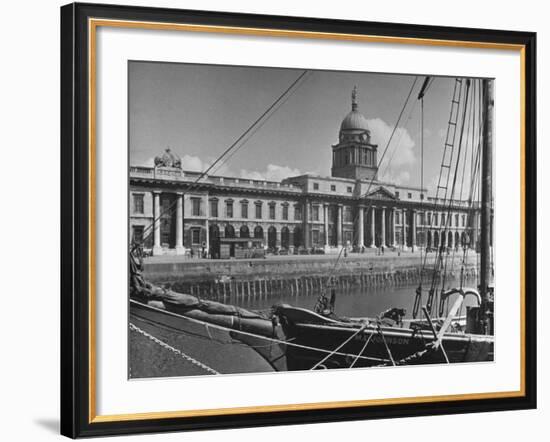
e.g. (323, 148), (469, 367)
(275, 305), (493, 370)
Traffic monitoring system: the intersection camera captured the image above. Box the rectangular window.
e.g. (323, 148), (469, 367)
(132, 225), (144, 244)
(191, 228), (201, 245)
(294, 206), (302, 221)
(226, 201), (233, 218)
(344, 230), (353, 245)
(462, 214), (466, 226)
(241, 202), (248, 219)
(396, 212), (401, 224)
(330, 185), (336, 191)
(269, 204), (276, 220)
(312, 230), (320, 245)
(255, 203), (262, 219)
(312, 205), (319, 221)
(395, 191), (400, 198)
(347, 186), (352, 193)
(434, 213), (439, 225)
(344, 206), (353, 223)
(282, 205), (289, 220)
(133, 194), (144, 214)
(210, 200), (218, 218)
(442, 214), (446, 226)
(191, 198), (201, 217)
(427, 212), (432, 225)
(313, 182), (319, 190)
(455, 214), (459, 226)
(408, 192), (412, 199)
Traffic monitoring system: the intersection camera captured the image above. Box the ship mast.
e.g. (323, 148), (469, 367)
(480, 79), (494, 332)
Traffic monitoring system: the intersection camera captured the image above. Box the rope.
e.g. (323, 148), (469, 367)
(310, 322), (370, 370)
(130, 308), (389, 364)
(349, 330), (375, 368)
(376, 322), (396, 366)
(134, 70), (311, 248)
(129, 322), (220, 375)
(320, 76), (419, 293)
(210, 72), (312, 175)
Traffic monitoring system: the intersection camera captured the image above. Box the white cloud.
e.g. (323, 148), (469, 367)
(239, 169), (265, 180)
(368, 118), (416, 185)
(181, 154), (209, 172)
(138, 153), (210, 172)
(141, 151), (302, 182)
(378, 169), (411, 185)
(240, 164), (302, 182)
(368, 118), (416, 168)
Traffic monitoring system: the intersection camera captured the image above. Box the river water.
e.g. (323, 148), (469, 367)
(235, 277), (480, 319)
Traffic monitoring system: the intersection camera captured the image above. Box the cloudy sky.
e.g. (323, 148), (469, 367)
(129, 61), (484, 194)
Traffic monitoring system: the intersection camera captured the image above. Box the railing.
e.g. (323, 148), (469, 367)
(129, 166), (301, 192)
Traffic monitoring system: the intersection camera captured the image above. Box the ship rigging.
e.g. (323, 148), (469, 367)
(129, 73), (494, 374)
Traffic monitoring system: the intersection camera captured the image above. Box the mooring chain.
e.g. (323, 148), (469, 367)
(129, 322), (220, 375)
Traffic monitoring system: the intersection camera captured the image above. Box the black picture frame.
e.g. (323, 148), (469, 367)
(60, 2), (537, 438)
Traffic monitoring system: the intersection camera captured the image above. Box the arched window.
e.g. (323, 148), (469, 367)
(240, 225), (250, 238)
(209, 224), (220, 239)
(267, 226), (277, 249)
(224, 224), (235, 238)
(281, 227), (290, 249)
(461, 231), (468, 248)
(254, 225), (264, 239)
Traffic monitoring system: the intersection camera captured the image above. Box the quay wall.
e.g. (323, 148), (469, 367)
(143, 253), (479, 301)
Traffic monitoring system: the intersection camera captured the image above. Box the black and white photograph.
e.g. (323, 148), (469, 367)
(128, 62), (495, 378)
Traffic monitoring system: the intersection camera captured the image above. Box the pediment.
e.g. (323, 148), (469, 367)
(366, 186), (396, 200)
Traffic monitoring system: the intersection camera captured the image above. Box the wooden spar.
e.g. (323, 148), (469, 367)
(417, 76), (431, 100)
(480, 79), (494, 304)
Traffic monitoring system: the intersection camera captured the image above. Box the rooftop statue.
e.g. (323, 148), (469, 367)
(154, 148), (182, 168)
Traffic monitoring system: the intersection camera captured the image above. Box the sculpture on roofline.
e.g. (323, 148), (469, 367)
(154, 148), (182, 168)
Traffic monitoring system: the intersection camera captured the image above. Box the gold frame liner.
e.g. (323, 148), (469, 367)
(88, 18), (527, 424)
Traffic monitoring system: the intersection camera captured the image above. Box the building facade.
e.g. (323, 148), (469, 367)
(130, 89), (481, 257)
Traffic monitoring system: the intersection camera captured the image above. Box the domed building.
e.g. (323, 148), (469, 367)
(331, 86), (378, 180)
(129, 87), (480, 257)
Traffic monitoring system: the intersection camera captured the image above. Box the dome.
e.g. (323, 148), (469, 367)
(340, 110), (369, 132)
(340, 86), (369, 132)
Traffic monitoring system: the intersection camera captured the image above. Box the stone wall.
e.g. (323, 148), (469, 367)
(143, 254), (479, 302)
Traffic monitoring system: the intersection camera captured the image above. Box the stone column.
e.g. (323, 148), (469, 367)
(380, 207), (387, 248)
(357, 205), (364, 247)
(204, 194), (210, 258)
(411, 209), (417, 252)
(175, 192), (185, 255)
(369, 206), (376, 248)
(391, 207), (397, 247)
(152, 191), (162, 256)
(402, 208), (408, 249)
(337, 204), (343, 247)
(323, 204), (329, 248)
(472, 210), (479, 249)
(303, 199), (311, 248)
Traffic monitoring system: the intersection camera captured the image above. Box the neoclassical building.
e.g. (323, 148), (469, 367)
(130, 88), (481, 257)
